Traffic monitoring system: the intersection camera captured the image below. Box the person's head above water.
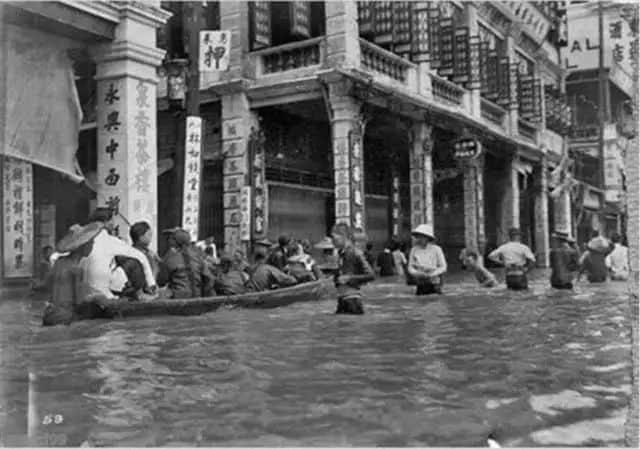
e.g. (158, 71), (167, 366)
(611, 233), (621, 244)
(278, 235), (290, 248)
(508, 227), (521, 242)
(130, 221), (152, 248)
(331, 223), (353, 250)
(412, 224), (435, 247)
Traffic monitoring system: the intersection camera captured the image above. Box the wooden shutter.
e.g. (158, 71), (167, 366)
(518, 74), (535, 120)
(486, 49), (499, 100)
(358, 1), (374, 38)
(438, 17), (454, 77)
(289, 2), (311, 39)
(467, 36), (481, 89)
(532, 77), (542, 123)
(479, 42), (490, 95)
(428, 5), (441, 68)
(373, 2), (393, 46)
(452, 27), (470, 83)
(410, 2), (430, 63)
(544, 85), (555, 127)
(392, 2), (411, 56)
(250, 2), (271, 50)
(497, 57), (511, 106)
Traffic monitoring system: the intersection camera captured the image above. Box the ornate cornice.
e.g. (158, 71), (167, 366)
(112, 1), (172, 27)
(91, 40), (166, 68)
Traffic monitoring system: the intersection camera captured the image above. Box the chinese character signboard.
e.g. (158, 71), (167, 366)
(199, 31), (231, 72)
(373, 2), (393, 46)
(604, 141), (623, 202)
(289, 2), (311, 39)
(518, 74), (535, 121)
(410, 2), (430, 63)
(249, 127), (267, 239)
(240, 186), (252, 241)
(452, 27), (470, 83)
(391, 175), (401, 237)
(182, 116), (202, 241)
(453, 138), (482, 160)
(3, 156), (34, 278)
(250, 2), (271, 50)
(349, 129), (365, 233)
(497, 57), (511, 107)
(438, 17), (454, 77)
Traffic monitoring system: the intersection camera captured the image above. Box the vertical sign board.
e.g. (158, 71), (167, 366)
(349, 130), (365, 234)
(239, 186), (252, 241)
(452, 27), (470, 83)
(410, 2), (430, 63)
(182, 116), (203, 241)
(392, 2), (411, 56)
(251, 128), (267, 239)
(250, 2), (271, 50)
(467, 35), (481, 89)
(3, 156), (34, 278)
(438, 17), (454, 77)
(199, 31), (231, 72)
(289, 2), (311, 39)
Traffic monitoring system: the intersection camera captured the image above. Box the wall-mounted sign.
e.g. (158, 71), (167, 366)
(467, 35), (481, 89)
(249, 128), (267, 239)
(199, 31), (231, 72)
(452, 27), (470, 83)
(240, 186), (252, 241)
(505, 2), (551, 45)
(349, 129), (365, 233)
(250, 1), (271, 50)
(519, 74), (535, 120)
(182, 116), (202, 241)
(485, 49), (499, 100)
(3, 156), (34, 278)
(453, 138), (482, 160)
(289, 2), (311, 39)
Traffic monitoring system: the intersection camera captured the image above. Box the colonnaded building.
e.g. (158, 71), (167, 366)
(1, 1), (610, 286)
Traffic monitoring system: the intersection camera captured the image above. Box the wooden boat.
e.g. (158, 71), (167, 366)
(79, 278), (336, 320)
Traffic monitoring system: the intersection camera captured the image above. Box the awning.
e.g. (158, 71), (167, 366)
(5, 24), (83, 182)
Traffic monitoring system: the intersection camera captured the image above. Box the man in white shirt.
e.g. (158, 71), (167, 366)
(80, 210), (157, 299)
(407, 224), (447, 295)
(606, 233), (629, 281)
(488, 228), (536, 290)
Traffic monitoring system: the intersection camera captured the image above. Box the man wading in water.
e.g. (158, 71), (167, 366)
(488, 227), (536, 290)
(407, 224), (447, 295)
(331, 223), (374, 314)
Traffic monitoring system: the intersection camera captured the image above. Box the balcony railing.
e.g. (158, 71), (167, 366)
(570, 125), (600, 141)
(253, 37), (325, 76)
(518, 119), (537, 141)
(480, 98), (507, 128)
(430, 73), (465, 107)
(359, 38), (414, 84)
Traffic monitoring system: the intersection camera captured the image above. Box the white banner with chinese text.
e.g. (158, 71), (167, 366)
(199, 31), (231, 72)
(240, 186), (251, 241)
(3, 156), (34, 278)
(182, 116), (203, 241)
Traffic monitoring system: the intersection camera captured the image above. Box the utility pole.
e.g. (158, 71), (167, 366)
(175, 2), (204, 232)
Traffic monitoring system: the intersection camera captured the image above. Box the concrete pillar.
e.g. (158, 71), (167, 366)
(464, 3), (481, 119)
(463, 155), (485, 254)
(506, 27), (519, 135)
(410, 122), (433, 228)
(534, 154), (550, 267)
(328, 81), (365, 234)
(499, 156), (520, 243)
(325, 0), (360, 69)
(220, 92), (258, 254)
(91, 5), (167, 249)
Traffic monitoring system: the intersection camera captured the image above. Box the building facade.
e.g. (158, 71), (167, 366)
(0, 2), (169, 286)
(156, 1), (571, 267)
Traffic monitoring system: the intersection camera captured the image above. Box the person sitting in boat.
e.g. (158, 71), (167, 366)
(605, 233), (629, 281)
(460, 248), (498, 288)
(130, 221), (162, 280)
(488, 228), (536, 291)
(285, 243), (320, 283)
(248, 239), (297, 291)
(80, 209), (157, 299)
(162, 229), (214, 298)
(407, 224), (447, 295)
(331, 223), (375, 314)
(267, 235), (290, 271)
(549, 232), (579, 290)
(578, 230), (612, 283)
(214, 255), (249, 296)
(43, 223), (106, 326)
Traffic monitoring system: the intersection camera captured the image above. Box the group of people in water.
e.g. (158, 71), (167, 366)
(37, 205), (630, 325)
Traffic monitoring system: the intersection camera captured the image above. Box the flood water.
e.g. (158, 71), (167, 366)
(0, 272), (633, 447)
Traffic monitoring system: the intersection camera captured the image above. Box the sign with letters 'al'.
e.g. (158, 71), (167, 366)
(199, 31), (231, 72)
(182, 116), (202, 241)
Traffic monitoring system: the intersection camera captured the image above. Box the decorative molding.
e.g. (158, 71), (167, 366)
(112, 1), (172, 27)
(91, 40), (166, 68)
(59, 1), (120, 23)
(477, 2), (512, 37)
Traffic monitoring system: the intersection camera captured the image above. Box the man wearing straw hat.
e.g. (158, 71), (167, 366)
(42, 222), (105, 326)
(407, 224), (448, 295)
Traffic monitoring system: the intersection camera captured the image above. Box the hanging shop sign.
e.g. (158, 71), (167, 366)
(373, 2), (393, 46)
(392, 2), (411, 56)
(182, 116), (203, 241)
(509, 63), (520, 108)
(467, 35), (481, 90)
(165, 59), (188, 103)
(532, 77), (543, 123)
(391, 175), (401, 237)
(452, 27), (470, 83)
(438, 17), (454, 77)
(289, 1), (311, 39)
(199, 31), (231, 72)
(518, 74), (535, 121)
(505, 2), (551, 45)
(249, 128), (267, 239)
(410, 2), (430, 63)
(453, 138), (482, 160)
(428, 6), (442, 68)
(250, 1), (271, 50)
(358, 1), (374, 38)
(349, 129), (365, 233)
(544, 85), (556, 127)
(3, 156), (34, 278)
(240, 186), (252, 242)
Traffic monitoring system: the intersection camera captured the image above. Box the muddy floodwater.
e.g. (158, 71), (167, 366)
(0, 272), (632, 446)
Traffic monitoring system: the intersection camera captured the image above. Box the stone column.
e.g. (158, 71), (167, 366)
(329, 81), (365, 235)
(499, 156), (520, 243)
(463, 155), (485, 254)
(220, 92), (258, 254)
(325, 1), (360, 69)
(506, 25), (520, 135)
(92, 4), (168, 249)
(533, 154), (550, 267)
(410, 122), (433, 228)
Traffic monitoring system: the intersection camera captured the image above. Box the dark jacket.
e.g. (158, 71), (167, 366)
(337, 245), (375, 297)
(377, 250), (396, 276)
(214, 270), (248, 296)
(550, 246), (579, 286)
(163, 247), (214, 298)
(267, 246), (287, 271)
(581, 249), (608, 283)
(248, 262), (297, 292)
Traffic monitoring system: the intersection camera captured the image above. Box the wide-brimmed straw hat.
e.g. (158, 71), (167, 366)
(56, 222), (103, 253)
(587, 235), (610, 252)
(254, 238), (273, 247)
(314, 237), (335, 250)
(412, 224), (435, 239)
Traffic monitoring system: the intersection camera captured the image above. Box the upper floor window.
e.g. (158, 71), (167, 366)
(479, 23), (505, 54)
(515, 50), (534, 75)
